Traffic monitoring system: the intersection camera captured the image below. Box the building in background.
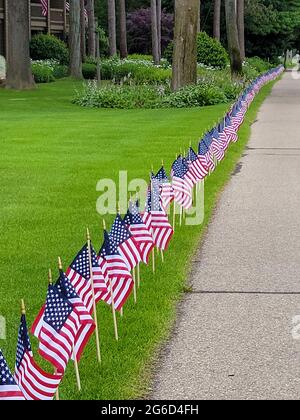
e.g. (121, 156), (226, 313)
(0, 0), (69, 57)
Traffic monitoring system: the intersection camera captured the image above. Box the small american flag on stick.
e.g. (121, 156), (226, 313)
(0, 349), (25, 400)
(15, 312), (62, 400)
(98, 230), (134, 311)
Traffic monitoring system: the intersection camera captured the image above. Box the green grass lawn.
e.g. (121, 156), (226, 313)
(0, 78), (277, 400)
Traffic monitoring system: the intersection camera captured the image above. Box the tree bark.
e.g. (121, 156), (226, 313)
(108, 0), (117, 56)
(157, 0), (162, 60)
(119, 0), (128, 59)
(69, 0), (83, 79)
(237, 0), (245, 60)
(225, 0), (242, 77)
(80, 0), (86, 61)
(6, 0), (35, 90)
(213, 0), (221, 40)
(151, 0), (159, 64)
(86, 0), (96, 58)
(171, 0), (199, 92)
(197, 0), (201, 32)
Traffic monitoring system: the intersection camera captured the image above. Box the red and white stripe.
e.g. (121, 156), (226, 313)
(97, 256), (133, 311)
(14, 352), (62, 401)
(117, 236), (142, 271)
(160, 182), (174, 210)
(172, 176), (193, 209)
(143, 211), (174, 251)
(127, 223), (155, 265)
(0, 385), (25, 400)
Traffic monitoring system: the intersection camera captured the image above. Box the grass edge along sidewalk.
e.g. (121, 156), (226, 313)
(0, 76), (280, 401)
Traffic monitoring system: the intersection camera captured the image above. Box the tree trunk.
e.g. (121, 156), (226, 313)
(108, 0), (117, 56)
(119, 0), (128, 59)
(6, 0), (35, 90)
(157, 0), (162, 60)
(197, 0), (201, 32)
(171, 0), (199, 92)
(80, 0), (86, 61)
(237, 0), (245, 60)
(225, 0), (243, 77)
(69, 0), (83, 79)
(213, 0), (221, 40)
(151, 0), (159, 64)
(86, 0), (96, 58)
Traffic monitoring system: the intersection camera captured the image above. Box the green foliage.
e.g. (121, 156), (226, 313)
(96, 25), (109, 57)
(73, 82), (161, 108)
(82, 63), (97, 80)
(30, 34), (69, 65)
(31, 63), (56, 84)
(52, 65), (68, 79)
(197, 32), (229, 69)
(164, 33), (229, 70)
(161, 84), (227, 108)
(127, 54), (153, 61)
(246, 57), (273, 73)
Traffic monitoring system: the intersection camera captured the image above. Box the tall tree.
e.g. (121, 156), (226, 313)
(157, 0), (162, 59)
(213, 0), (221, 40)
(119, 0), (128, 58)
(197, 0), (201, 32)
(6, 0), (35, 90)
(151, 0), (160, 64)
(108, 0), (117, 56)
(225, 0), (242, 77)
(237, 0), (245, 60)
(171, 0), (199, 91)
(80, 0), (86, 61)
(69, 0), (83, 79)
(87, 0), (96, 58)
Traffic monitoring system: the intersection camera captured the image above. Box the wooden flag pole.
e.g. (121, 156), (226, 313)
(58, 258), (81, 391)
(152, 248), (155, 273)
(137, 263), (141, 288)
(161, 249), (164, 263)
(73, 346), (81, 392)
(132, 266), (137, 304)
(86, 228), (102, 363)
(179, 205), (183, 226)
(48, 271), (60, 400)
(173, 200), (176, 231)
(103, 219), (119, 337)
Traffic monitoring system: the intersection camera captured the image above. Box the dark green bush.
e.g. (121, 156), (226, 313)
(52, 64), (68, 79)
(32, 64), (55, 83)
(82, 63), (97, 79)
(197, 32), (229, 69)
(163, 42), (173, 64)
(30, 34), (69, 65)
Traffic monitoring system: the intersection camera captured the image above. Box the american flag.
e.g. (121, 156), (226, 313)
(182, 156), (198, 188)
(0, 349), (24, 400)
(155, 166), (174, 210)
(143, 180), (174, 251)
(97, 231), (134, 311)
(210, 128), (225, 162)
(31, 283), (82, 373)
(224, 114), (238, 143)
(171, 157), (193, 209)
(198, 138), (215, 172)
(230, 104), (245, 131)
(123, 200), (154, 264)
(66, 243), (108, 311)
(109, 214), (142, 270)
(14, 314), (62, 401)
(186, 147), (208, 182)
(40, 0), (48, 17)
(217, 121), (231, 151)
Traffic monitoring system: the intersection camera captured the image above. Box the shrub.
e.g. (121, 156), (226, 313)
(73, 82), (162, 109)
(161, 83), (227, 108)
(245, 57), (273, 73)
(197, 32), (229, 69)
(30, 34), (69, 65)
(82, 63), (97, 79)
(52, 64), (68, 79)
(164, 33), (229, 69)
(32, 63), (55, 83)
(127, 54), (153, 61)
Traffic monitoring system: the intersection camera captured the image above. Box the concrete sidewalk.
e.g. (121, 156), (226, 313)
(151, 72), (300, 400)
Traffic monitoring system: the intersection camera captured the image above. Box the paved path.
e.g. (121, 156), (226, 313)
(151, 72), (300, 400)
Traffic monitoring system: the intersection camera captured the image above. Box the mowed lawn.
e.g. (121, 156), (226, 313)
(0, 78), (276, 400)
